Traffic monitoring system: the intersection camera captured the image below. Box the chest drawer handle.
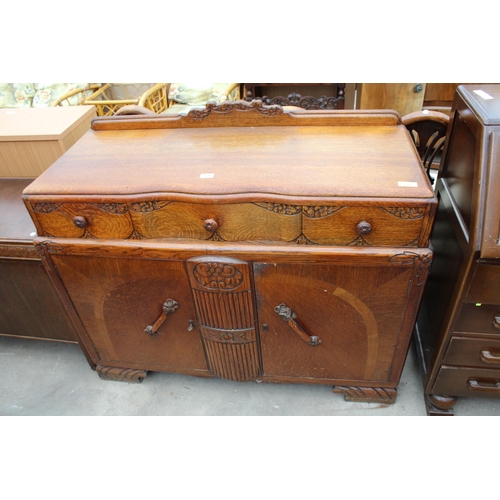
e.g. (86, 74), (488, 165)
(356, 221), (372, 236)
(274, 303), (322, 346)
(493, 317), (500, 330)
(480, 350), (500, 364)
(468, 379), (500, 393)
(144, 298), (179, 337)
(73, 216), (88, 229)
(203, 219), (219, 233)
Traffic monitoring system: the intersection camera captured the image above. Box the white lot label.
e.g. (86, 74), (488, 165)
(200, 173), (215, 178)
(398, 181), (418, 187)
(473, 90), (494, 100)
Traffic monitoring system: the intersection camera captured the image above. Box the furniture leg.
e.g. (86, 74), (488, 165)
(333, 386), (397, 404)
(96, 365), (148, 383)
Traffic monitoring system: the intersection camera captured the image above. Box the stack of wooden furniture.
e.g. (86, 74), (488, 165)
(415, 84), (500, 415)
(0, 106), (96, 346)
(21, 101), (437, 403)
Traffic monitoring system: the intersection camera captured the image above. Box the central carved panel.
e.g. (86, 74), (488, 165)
(187, 256), (262, 382)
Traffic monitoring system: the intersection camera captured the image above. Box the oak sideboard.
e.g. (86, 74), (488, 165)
(22, 101), (437, 404)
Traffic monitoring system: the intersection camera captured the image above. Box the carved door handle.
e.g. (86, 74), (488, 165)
(274, 303), (322, 346)
(144, 298), (179, 337)
(480, 350), (500, 364)
(468, 379), (500, 392)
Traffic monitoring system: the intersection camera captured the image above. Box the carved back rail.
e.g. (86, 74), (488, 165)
(91, 99), (401, 131)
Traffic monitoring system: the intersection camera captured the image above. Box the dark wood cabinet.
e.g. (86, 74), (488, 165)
(0, 179), (79, 344)
(415, 84), (500, 414)
(23, 102), (437, 403)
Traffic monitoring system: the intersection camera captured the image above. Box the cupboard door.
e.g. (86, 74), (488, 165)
(253, 262), (416, 383)
(51, 255), (208, 373)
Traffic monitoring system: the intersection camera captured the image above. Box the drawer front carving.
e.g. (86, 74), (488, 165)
(30, 200), (430, 247)
(131, 202), (301, 242)
(433, 366), (500, 399)
(186, 256), (262, 382)
(302, 206), (425, 246)
(32, 202), (133, 239)
(443, 336), (500, 367)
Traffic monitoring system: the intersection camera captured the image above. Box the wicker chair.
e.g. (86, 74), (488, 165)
(49, 84), (103, 107)
(81, 83), (170, 116)
(402, 110), (450, 184)
(163, 83), (239, 115)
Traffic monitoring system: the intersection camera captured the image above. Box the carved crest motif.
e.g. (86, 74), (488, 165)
(187, 99), (283, 119)
(381, 207), (425, 219)
(128, 201), (170, 213)
(193, 262), (244, 290)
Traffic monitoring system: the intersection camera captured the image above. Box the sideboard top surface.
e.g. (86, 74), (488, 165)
(23, 122), (434, 202)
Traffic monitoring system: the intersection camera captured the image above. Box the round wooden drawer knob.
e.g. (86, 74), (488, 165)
(356, 221), (372, 236)
(73, 216), (88, 229)
(203, 219), (219, 233)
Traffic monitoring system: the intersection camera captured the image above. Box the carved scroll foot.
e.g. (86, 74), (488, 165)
(96, 365), (147, 383)
(428, 394), (457, 414)
(333, 386), (397, 404)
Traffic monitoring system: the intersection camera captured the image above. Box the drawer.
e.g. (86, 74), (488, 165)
(302, 205), (425, 246)
(466, 264), (500, 303)
(443, 336), (500, 368)
(130, 202), (301, 242)
(454, 303), (500, 335)
(433, 366), (500, 399)
(31, 202), (134, 239)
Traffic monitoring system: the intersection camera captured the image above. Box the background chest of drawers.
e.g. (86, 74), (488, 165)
(415, 84), (500, 414)
(23, 102), (437, 404)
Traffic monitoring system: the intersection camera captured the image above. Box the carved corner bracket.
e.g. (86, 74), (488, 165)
(35, 240), (66, 258)
(96, 365), (147, 383)
(333, 386), (397, 404)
